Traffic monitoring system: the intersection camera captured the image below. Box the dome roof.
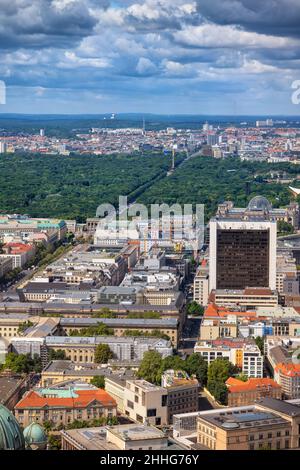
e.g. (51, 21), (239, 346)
(247, 196), (272, 212)
(0, 404), (25, 450)
(23, 422), (47, 447)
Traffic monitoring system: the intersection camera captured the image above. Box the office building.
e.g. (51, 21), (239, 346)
(173, 398), (300, 450)
(209, 217), (277, 291)
(105, 377), (168, 426)
(161, 370), (199, 423)
(61, 423), (168, 451)
(45, 336), (173, 364)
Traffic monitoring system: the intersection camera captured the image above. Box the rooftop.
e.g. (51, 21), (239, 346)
(226, 377), (281, 393)
(198, 406), (287, 430)
(107, 423), (165, 441)
(15, 388), (116, 410)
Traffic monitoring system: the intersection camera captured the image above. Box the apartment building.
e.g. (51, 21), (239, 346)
(105, 377), (168, 426)
(209, 288), (279, 309)
(15, 384), (117, 428)
(199, 317), (238, 341)
(274, 363), (300, 399)
(193, 260), (209, 307)
(194, 339), (263, 378)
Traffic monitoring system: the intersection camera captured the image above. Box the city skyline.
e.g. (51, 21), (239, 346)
(1, 0), (300, 115)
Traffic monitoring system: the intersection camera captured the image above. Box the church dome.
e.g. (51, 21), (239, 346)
(23, 422), (47, 450)
(0, 404), (25, 450)
(247, 196), (272, 212)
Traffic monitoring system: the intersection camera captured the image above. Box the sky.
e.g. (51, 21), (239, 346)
(0, 0), (300, 115)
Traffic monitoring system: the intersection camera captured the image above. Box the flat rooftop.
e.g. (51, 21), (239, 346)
(60, 317), (178, 328)
(107, 423), (165, 441)
(198, 406), (287, 430)
(61, 427), (118, 451)
(127, 379), (165, 392)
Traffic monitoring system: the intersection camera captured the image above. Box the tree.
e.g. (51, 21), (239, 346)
(207, 358), (236, 387)
(17, 320), (34, 334)
(185, 353), (208, 386)
(210, 382), (228, 405)
(123, 329), (170, 341)
(277, 220), (294, 235)
(92, 308), (116, 319)
(187, 301), (204, 316)
(2, 352), (42, 374)
(69, 323), (113, 337)
(94, 344), (113, 364)
(255, 336), (264, 355)
(160, 355), (185, 373)
(48, 434), (62, 450)
(236, 373), (248, 382)
(49, 349), (67, 360)
(207, 358), (235, 404)
(137, 350), (163, 384)
(90, 375), (105, 389)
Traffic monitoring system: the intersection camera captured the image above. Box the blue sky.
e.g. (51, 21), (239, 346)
(0, 0), (300, 115)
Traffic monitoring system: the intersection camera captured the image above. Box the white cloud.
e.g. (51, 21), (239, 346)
(174, 23), (299, 49)
(136, 57), (157, 74)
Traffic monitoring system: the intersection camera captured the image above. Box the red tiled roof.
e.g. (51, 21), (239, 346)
(5, 243), (34, 254)
(275, 363), (300, 378)
(226, 377), (281, 393)
(204, 303), (256, 319)
(15, 389), (117, 410)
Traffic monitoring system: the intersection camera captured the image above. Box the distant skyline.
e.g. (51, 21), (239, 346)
(1, 0), (300, 115)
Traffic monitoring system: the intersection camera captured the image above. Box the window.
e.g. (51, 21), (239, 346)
(134, 395), (139, 403)
(127, 400), (134, 410)
(249, 435), (254, 441)
(285, 430), (290, 436)
(259, 434), (263, 440)
(161, 395), (167, 407)
(147, 409), (157, 417)
(285, 440), (289, 449)
(276, 441), (281, 450)
(277, 431), (281, 437)
(155, 417), (161, 426)
(268, 433), (272, 439)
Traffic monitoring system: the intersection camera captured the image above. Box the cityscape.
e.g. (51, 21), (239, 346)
(1, 0), (300, 461)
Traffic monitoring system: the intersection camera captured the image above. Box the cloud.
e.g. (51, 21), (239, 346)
(136, 57), (157, 75)
(195, 0), (300, 38)
(174, 23), (299, 49)
(0, 0), (299, 114)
